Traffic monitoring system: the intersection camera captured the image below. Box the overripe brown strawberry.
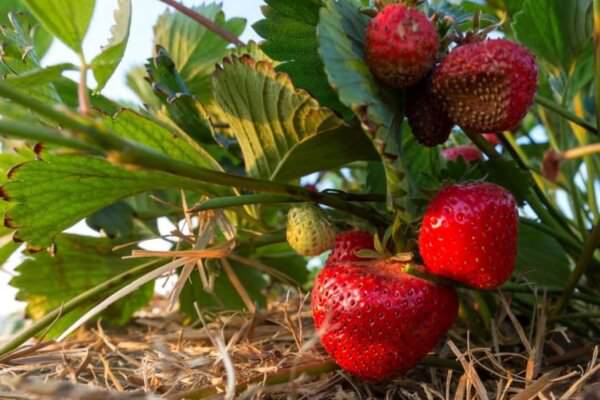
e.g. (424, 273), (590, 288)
(312, 260), (458, 381)
(441, 145), (483, 163)
(432, 39), (538, 133)
(419, 182), (518, 290)
(365, 4), (439, 88)
(327, 230), (374, 265)
(406, 74), (453, 146)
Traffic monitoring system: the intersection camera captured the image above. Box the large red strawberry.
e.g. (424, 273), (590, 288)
(441, 145), (483, 163)
(432, 39), (537, 133)
(419, 182), (518, 290)
(406, 74), (453, 147)
(327, 230), (374, 265)
(312, 260), (458, 381)
(365, 4), (439, 89)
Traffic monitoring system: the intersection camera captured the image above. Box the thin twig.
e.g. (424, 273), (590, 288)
(158, 0), (245, 46)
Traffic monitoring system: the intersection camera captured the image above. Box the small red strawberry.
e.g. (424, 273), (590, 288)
(312, 260), (458, 381)
(433, 39), (537, 133)
(483, 133), (501, 146)
(441, 145), (483, 163)
(365, 4), (439, 88)
(327, 230), (374, 265)
(406, 74), (453, 147)
(419, 182), (518, 290)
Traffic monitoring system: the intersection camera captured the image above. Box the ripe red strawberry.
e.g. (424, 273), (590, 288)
(419, 183), (518, 290)
(406, 74), (453, 146)
(441, 145), (483, 163)
(312, 260), (458, 381)
(327, 230), (374, 265)
(365, 4), (439, 88)
(483, 133), (501, 146)
(432, 39), (538, 133)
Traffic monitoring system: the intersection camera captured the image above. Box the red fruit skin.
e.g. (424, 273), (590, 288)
(406, 74), (454, 147)
(483, 133), (501, 146)
(365, 4), (439, 89)
(441, 145), (483, 162)
(419, 183), (518, 290)
(327, 230), (374, 265)
(433, 39), (538, 133)
(312, 261), (458, 381)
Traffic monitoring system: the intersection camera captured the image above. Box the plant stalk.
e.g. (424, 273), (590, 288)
(158, 0), (245, 46)
(0, 82), (389, 226)
(535, 95), (598, 135)
(190, 193), (387, 212)
(78, 53), (91, 116)
(0, 120), (103, 153)
(553, 221), (600, 315)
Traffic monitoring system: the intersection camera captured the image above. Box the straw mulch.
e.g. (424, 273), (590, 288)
(0, 293), (599, 400)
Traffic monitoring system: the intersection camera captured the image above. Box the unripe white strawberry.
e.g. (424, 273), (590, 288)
(286, 205), (336, 256)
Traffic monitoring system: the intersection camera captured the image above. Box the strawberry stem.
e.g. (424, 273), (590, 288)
(535, 95), (598, 136)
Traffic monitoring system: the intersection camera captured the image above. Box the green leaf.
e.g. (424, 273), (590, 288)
(513, 222), (571, 288)
(126, 65), (161, 109)
(400, 123), (443, 204)
(0, 1), (53, 57)
(103, 109), (224, 173)
(21, 0), (95, 53)
(5, 63), (77, 88)
(153, 3), (245, 102)
(179, 260), (267, 316)
(85, 202), (134, 239)
(53, 77), (121, 115)
(0, 12), (62, 105)
(144, 47), (214, 144)
(213, 56), (378, 180)
(513, 0), (593, 73)
(10, 234), (153, 337)
(91, 0), (131, 91)
(318, 0), (405, 206)
(253, 0), (349, 116)
(2, 154), (220, 249)
(504, 0), (525, 16)
(253, 243), (310, 285)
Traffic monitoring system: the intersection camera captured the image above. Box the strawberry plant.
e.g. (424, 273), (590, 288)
(0, 0), (600, 393)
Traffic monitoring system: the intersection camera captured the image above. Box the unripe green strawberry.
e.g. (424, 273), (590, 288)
(287, 205), (336, 256)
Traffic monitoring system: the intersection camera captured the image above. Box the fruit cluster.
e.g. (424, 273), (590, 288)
(366, 3), (538, 153)
(285, 2), (530, 383)
(309, 182), (518, 381)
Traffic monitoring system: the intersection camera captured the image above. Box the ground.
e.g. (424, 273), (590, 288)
(0, 294), (599, 399)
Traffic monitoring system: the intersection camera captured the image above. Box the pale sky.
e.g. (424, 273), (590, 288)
(44, 0), (264, 102)
(0, 0), (265, 319)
